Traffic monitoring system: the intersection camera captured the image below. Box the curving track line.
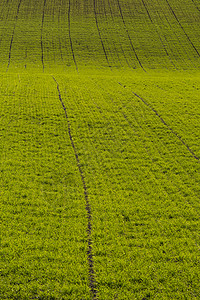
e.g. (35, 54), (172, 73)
(190, 0), (200, 13)
(57, 5), (63, 62)
(89, 78), (200, 203)
(102, 0), (124, 68)
(6, 0), (22, 72)
(93, 0), (111, 68)
(141, 0), (177, 69)
(68, 0), (78, 72)
(116, 0), (146, 71)
(102, 0), (107, 18)
(106, 0), (133, 68)
(155, 1), (195, 69)
(107, 0), (113, 20)
(41, 0), (46, 71)
(118, 83), (199, 162)
(165, 0), (200, 57)
(141, 0), (152, 23)
(52, 76), (98, 299)
(0, 1), (9, 46)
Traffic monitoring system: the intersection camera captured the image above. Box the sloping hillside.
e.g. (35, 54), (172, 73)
(0, 1), (200, 299)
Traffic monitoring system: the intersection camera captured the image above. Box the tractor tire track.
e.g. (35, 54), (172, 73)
(141, 0), (177, 69)
(68, 0), (78, 73)
(93, 0), (111, 68)
(165, 0), (200, 57)
(191, 0), (200, 13)
(6, 0), (22, 72)
(52, 77), (98, 299)
(107, 0), (133, 68)
(58, 6), (63, 62)
(41, 0), (46, 71)
(90, 78), (200, 203)
(107, 0), (114, 20)
(102, 0), (107, 19)
(115, 0), (146, 72)
(100, 0), (130, 69)
(157, 1), (195, 69)
(0, 1), (10, 46)
(118, 83), (199, 162)
(102, 0), (123, 68)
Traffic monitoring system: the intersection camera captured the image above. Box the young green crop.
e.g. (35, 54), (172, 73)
(0, 0), (200, 299)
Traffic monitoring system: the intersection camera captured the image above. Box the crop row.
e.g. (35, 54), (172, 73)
(0, 0), (200, 72)
(0, 0), (200, 298)
(54, 73), (200, 298)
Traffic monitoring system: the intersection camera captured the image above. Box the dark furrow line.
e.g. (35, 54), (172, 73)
(41, 0), (46, 72)
(141, 0), (177, 69)
(115, 0), (146, 72)
(118, 83), (199, 162)
(102, 0), (107, 18)
(191, 0), (200, 13)
(93, 0), (111, 68)
(90, 78), (200, 203)
(6, 0), (22, 72)
(141, 0), (152, 23)
(165, 0), (200, 57)
(58, 3), (63, 62)
(107, 0), (132, 68)
(157, 2), (195, 69)
(68, 0), (78, 72)
(58, 3), (61, 24)
(102, 0), (123, 68)
(107, 0), (113, 20)
(52, 76), (98, 300)
(52, 0), (56, 22)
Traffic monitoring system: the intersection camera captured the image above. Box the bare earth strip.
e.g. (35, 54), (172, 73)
(52, 76), (98, 300)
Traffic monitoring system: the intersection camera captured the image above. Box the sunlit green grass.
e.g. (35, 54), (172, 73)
(0, 0), (200, 299)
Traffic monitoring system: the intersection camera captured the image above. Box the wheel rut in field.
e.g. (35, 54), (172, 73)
(41, 0), (46, 71)
(191, 0), (200, 13)
(6, 0), (22, 72)
(58, 7), (63, 62)
(93, 0), (111, 69)
(116, 0), (146, 72)
(165, 0), (200, 57)
(68, 0), (78, 73)
(118, 83), (199, 162)
(141, 0), (177, 69)
(52, 76), (98, 300)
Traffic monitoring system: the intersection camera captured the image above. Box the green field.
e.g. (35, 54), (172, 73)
(0, 0), (200, 299)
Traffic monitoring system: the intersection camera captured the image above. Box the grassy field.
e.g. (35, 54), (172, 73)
(0, 0), (200, 299)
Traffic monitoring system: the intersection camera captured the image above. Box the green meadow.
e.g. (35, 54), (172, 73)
(0, 0), (200, 299)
